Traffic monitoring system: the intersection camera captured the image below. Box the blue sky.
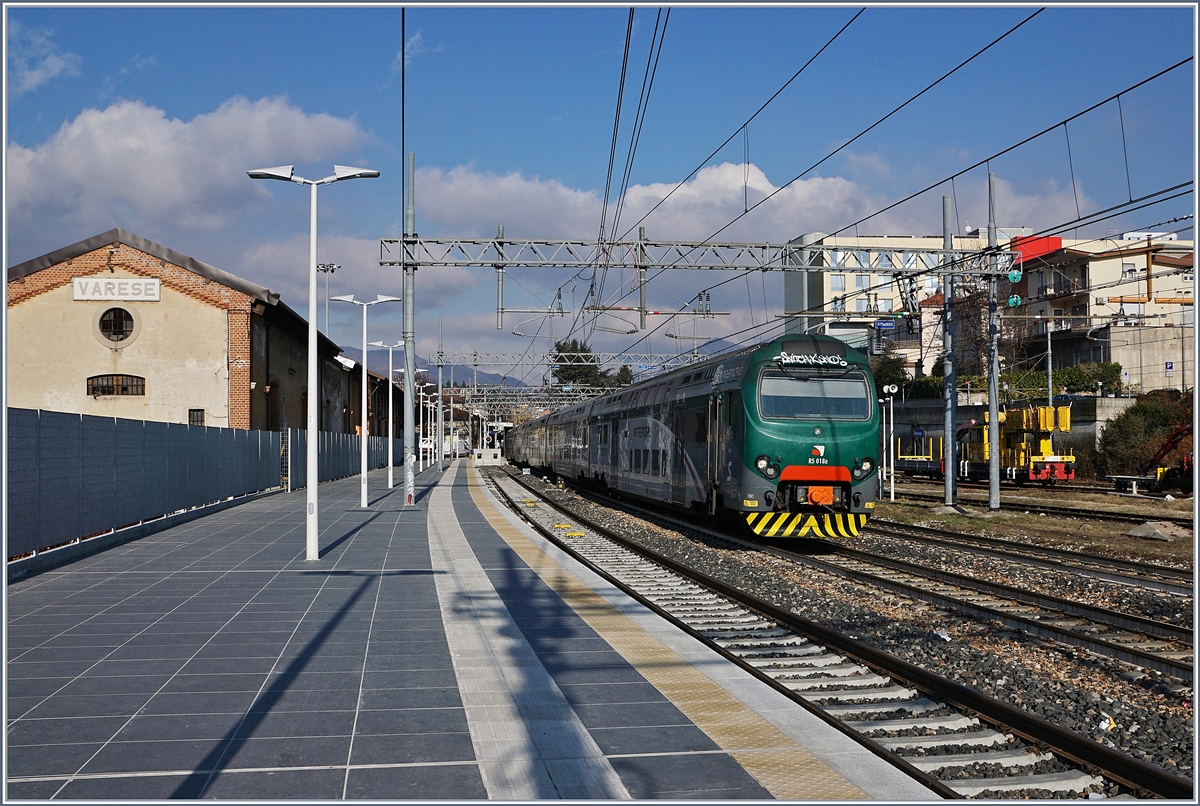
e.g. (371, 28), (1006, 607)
(6, 4), (1196, 381)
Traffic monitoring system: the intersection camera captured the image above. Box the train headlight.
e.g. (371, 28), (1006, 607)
(764, 464), (779, 479)
(852, 457), (875, 480)
(755, 456), (770, 472)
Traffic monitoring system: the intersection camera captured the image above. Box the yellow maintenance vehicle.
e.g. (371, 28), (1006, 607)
(957, 405), (1075, 485)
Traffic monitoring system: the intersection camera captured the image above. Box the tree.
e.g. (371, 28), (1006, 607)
(550, 339), (604, 386)
(869, 343), (909, 398)
(612, 365), (634, 387)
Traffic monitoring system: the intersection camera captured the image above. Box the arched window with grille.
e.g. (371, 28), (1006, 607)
(87, 375), (145, 396)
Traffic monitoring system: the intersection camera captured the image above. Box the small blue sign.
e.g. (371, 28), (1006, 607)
(1166, 362), (1174, 372)
(912, 428), (925, 438)
(874, 319), (896, 330)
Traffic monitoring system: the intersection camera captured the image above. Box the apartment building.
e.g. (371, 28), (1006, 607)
(784, 230), (1193, 390)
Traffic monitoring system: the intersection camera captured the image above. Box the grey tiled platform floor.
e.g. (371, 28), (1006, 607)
(7, 461), (933, 800)
(7, 467), (486, 800)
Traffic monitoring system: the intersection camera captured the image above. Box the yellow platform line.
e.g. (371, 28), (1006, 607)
(467, 470), (867, 800)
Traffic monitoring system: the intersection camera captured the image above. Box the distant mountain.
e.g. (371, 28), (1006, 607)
(337, 346), (526, 388)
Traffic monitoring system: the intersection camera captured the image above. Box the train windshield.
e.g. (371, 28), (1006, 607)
(759, 369), (872, 420)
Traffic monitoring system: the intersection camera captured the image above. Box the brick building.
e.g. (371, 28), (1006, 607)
(6, 228), (395, 432)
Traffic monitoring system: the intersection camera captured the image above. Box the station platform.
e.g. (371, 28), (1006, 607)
(6, 459), (938, 800)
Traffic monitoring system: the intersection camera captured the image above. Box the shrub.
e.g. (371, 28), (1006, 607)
(1097, 390), (1192, 476)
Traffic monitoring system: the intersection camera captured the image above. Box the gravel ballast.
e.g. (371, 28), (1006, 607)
(488, 466), (1195, 788)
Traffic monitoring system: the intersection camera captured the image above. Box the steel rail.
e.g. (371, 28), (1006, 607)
(870, 520), (1194, 596)
(502, 472), (1194, 800)
(806, 540), (1193, 644)
(898, 491), (1193, 528)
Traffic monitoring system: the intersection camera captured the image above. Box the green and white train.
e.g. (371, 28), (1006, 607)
(505, 334), (880, 538)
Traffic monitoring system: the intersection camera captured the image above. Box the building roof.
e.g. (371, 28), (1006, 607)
(7, 228), (344, 357)
(7, 228), (281, 306)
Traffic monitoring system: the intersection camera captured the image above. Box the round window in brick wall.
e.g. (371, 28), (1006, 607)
(99, 307), (135, 342)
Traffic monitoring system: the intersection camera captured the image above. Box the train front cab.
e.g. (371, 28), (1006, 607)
(735, 337), (879, 539)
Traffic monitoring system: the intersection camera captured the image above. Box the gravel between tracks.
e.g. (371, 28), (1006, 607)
(488, 467), (1196, 786)
(853, 534), (1194, 626)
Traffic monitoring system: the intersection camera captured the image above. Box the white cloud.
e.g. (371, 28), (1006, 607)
(388, 29), (445, 82)
(416, 164), (602, 239)
(6, 19), (81, 95)
(6, 96), (368, 256)
(413, 161), (901, 245)
(237, 232), (478, 312)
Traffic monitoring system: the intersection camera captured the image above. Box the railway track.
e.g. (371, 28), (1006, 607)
(895, 489), (1194, 528)
(900, 477), (1119, 496)
(488, 470), (1193, 799)
(767, 540), (1193, 680)
(869, 520), (1193, 597)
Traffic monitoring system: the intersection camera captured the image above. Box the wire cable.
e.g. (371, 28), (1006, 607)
(615, 7), (865, 245)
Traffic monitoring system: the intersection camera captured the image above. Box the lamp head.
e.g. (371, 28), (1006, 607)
(330, 294), (357, 304)
(247, 165), (295, 181)
(333, 165), (380, 181)
(375, 294), (403, 304)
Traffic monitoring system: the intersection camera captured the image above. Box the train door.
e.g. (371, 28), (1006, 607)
(671, 409), (686, 504)
(706, 394), (723, 514)
(609, 415), (620, 489)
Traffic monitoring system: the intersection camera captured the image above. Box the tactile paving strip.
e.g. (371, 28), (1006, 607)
(428, 478), (629, 799)
(466, 468), (869, 800)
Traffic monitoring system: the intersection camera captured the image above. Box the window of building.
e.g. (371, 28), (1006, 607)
(87, 375), (145, 397)
(830, 274), (845, 292)
(1121, 262), (1137, 280)
(856, 274), (870, 291)
(879, 298), (894, 312)
(99, 308), (134, 342)
(925, 276), (939, 293)
(879, 274), (893, 292)
(189, 409), (205, 427)
(855, 298), (870, 312)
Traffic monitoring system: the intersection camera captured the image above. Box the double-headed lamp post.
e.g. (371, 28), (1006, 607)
(880, 384), (898, 502)
(247, 164), (378, 561)
(368, 339), (404, 489)
(332, 295), (402, 508)
(317, 263), (339, 336)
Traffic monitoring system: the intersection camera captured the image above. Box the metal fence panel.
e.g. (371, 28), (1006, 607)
(115, 418), (146, 528)
(166, 422), (189, 515)
(143, 420), (170, 519)
(38, 410), (82, 548)
(7, 409), (41, 557)
(79, 414), (116, 539)
(288, 428), (305, 490)
(6, 409), (287, 561)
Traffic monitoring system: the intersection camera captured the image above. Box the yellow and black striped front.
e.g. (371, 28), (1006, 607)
(745, 511), (869, 538)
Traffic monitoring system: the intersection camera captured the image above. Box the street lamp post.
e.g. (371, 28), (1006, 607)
(332, 295), (402, 508)
(317, 263), (339, 336)
(369, 340), (404, 489)
(247, 164), (378, 560)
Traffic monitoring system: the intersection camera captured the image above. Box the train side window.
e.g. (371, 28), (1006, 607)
(661, 449), (668, 476)
(694, 412), (707, 443)
(651, 449), (660, 476)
